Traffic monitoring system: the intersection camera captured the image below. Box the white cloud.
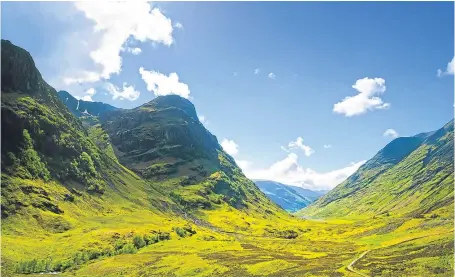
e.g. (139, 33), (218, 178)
(105, 82), (140, 101)
(280, 146), (290, 153)
(199, 115), (208, 125)
(383, 128), (399, 138)
(125, 47), (142, 55)
(221, 139), (239, 156)
(288, 137), (314, 157)
(139, 67), (190, 98)
(65, 2), (174, 84)
(333, 77), (390, 117)
(81, 95), (94, 102)
(243, 154), (366, 190)
(437, 56), (455, 77)
(323, 144), (332, 149)
(75, 88), (96, 102)
(236, 160), (251, 171)
(36, 2), (177, 99)
(85, 88), (96, 96)
(174, 22), (183, 29)
(268, 72), (276, 80)
(254, 68), (260, 75)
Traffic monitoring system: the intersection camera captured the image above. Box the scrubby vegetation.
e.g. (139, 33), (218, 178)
(1, 39), (453, 277)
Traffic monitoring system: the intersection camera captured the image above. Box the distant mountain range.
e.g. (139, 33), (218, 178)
(254, 180), (327, 212)
(57, 90), (119, 117)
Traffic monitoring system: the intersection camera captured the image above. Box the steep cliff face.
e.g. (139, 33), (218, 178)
(100, 95), (219, 170)
(1, 40), (114, 197)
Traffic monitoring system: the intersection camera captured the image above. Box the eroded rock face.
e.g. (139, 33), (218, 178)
(100, 95), (220, 169)
(1, 39), (42, 95)
(98, 95), (278, 211)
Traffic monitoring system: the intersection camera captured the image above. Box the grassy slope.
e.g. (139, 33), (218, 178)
(2, 39), (453, 277)
(298, 120), (454, 276)
(300, 120), (453, 219)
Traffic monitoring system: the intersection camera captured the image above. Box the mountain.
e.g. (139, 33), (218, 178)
(300, 119), (454, 219)
(98, 95), (281, 212)
(57, 90), (118, 117)
(254, 180), (312, 212)
(1, 39), (283, 224)
(2, 39), (453, 277)
(285, 185), (328, 202)
(1, 39), (117, 197)
(1, 39), (291, 276)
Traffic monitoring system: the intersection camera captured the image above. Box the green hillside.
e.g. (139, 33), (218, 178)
(98, 96), (281, 213)
(1, 39), (453, 277)
(0, 39), (298, 276)
(300, 120), (454, 219)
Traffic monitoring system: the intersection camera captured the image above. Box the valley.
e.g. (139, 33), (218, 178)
(1, 39), (453, 277)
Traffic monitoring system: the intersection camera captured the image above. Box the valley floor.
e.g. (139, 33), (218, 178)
(3, 208), (453, 277)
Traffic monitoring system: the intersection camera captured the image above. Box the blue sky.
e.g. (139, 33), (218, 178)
(2, 2), (454, 190)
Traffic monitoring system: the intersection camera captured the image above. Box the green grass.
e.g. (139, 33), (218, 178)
(2, 39), (453, 277)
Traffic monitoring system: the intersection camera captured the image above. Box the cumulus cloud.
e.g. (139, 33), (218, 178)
(383, 128), (399, 138)
(280, 146), (290, 153)
(104, 82), (140, 101)
(199, 115), (208, 125)
(85, 88), (96, 96)
(333, 77), (390, 117)
(174, 22), (183, 29)
(288, 137), (314, 157)
(35, 2), (177, 99)
(81, 95), (93, 102)
(268, 72), (276, 80)
(236, 160), (251, 171)
(139, 67), (190, 98)
(324, 144), (332, 149)
(243, 153), (366, 190)
(221, 139), (239, 156)
(254, 68), (260, 75)
(66, 1), (174, 84)
(125, 47), (142, 55)
(437, 56), (455, 77)
(74, 88), (96, 102)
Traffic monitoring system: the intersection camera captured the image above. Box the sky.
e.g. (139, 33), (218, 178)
(2, 2), (454, 190)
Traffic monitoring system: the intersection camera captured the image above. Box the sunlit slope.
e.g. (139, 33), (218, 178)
(0, 39), (293, 276)
(300, 119), (454, 219)
(99, 94), (286, 218)
(2, 39), (452, 277)
(0, 39), (188, 275)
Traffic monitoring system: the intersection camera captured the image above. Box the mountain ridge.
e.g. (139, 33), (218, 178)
(300, 118), (454, 218)
(2, 38), (453, 277)
(57, 90), (119, 117)
(254, 180), (313, 212)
